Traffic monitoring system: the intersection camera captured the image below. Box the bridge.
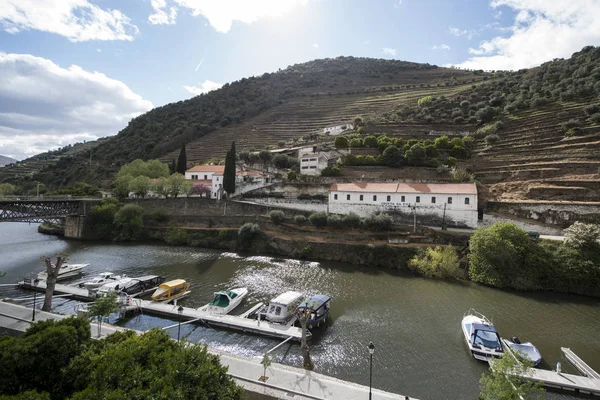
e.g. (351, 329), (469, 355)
(0, 196), (101, 225)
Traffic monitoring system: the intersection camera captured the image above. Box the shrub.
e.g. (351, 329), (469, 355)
(342, 212), (361, 228)
(584, 104), (600, 116)
(363, 212), (393, 232)
(450, 166), (473, 182)
(408, 246), (464, 279)
(563, 222), (600, 248)
(321, 166), (341, 176)
(113, 204), (144, 241)
(294, 215), (307, 225)
(364, 135), (378, 148)
(381, 145), (404, 167)
(445, 156), (457, 167)
(589, 113), (600, 124)
(238, 223), (260, 247)
(560, 119), (580, 131)
(327, 214), (343, 227)
(349, 138), (363, 148)
(417, 95), (433, 107)
(460, 100), (470, 108)
(334, 136), (349, 148)
(150, 209), (168, 223)
(484, 134), (500, 146)
(269, 210), (285, 224)
(308, 212), (328, 228)
(467, 116), (478, 124)
(164, 228), (188, 245)
(475, 123), (497, 138)
(287, 170), (297, 181)
(475, 106), (497, 123)
(454, 116), (464, 124)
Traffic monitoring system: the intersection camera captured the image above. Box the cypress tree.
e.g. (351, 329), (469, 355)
(176, 143), (187, 174)
(170, 159), (176, 174)
(223, 141), (236, 196)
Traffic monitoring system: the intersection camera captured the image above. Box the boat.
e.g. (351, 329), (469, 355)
(96, 277), (134, 296)
(503, 336), (542, 366)
(461, 309), (504, 361)
(151, 279), (191, 303)
(298, 294), (331, 329)
(263, 291), (305, 324)
(37, 263), (89, 281)
(199, 287), (248, 315)
(120, 275), (165, 296)
(79, 272), (124, 289)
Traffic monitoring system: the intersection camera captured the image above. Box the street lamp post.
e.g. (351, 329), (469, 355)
(32, 278), (39, 321)
(368, 341), (375, 400)
(177, 305), (184, 342)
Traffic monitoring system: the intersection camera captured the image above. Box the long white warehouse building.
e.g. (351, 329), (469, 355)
(328, 182), (478, 228)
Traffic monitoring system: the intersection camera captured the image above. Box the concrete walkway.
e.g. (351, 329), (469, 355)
(0, 300), (416, 400)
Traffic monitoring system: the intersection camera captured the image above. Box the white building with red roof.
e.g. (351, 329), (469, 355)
(186, 165), (269, 199)
(328, 182), (478, 228)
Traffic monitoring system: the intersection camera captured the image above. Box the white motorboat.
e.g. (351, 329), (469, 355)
(80, 272), (124, 289)
(198, 287), (248, 315)
(263, 291), (305, 324)
(96, 277), (133, 296)
(38, 263), (89, 281)
(503, 336), (542, 366)
(461, 309), (504, 361)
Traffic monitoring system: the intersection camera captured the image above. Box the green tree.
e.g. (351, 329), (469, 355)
(238, 223), (260, 248)
(405, 143), (427, 165)
(170, 159), (177, 174)
(364, 135), (378, 148)
(176, 142), (187, 174)
(269, 210), (285, 224)
(308, 212), (328, 228)
(0, 182), (16, 196)
(128, 175), (152, 198)
(113, 174), (133, 198)
(258, 150), (273, 169)
(563, 221), (600, 248)
(153, 177), (170, 197)
(349, 138), (363, 148)
(113, 204), (144, 241)
(87, 293), (120, 338)
(334, 136), (349, 149)
(67, 329), (243, 399)
(88, 198), (120, 239)
(381, 145), (404, 167)
(223, 142), (236, 196)
(479, 354), (545, 400)
(408, 246), (464, 279)
(167, 173), (186, 198)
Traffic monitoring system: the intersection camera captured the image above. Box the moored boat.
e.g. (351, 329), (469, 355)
(96, 277), (133, 296)
(503, 336), (542, 366)
(199, 287), (248, 315)
(264, 291), (305, 324)
(121, 275), (165, 296)
(151, 279), (191, 303)
(461, 309), (504, 361)
(80, 272), (123, 289)
(298, 294), (331, 329)
(38, 263), (89, 281)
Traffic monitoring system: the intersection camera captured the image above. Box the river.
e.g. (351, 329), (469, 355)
(1, 223), (599, 400)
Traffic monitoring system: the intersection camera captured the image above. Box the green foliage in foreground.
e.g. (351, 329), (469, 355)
(0, 319), (243, 399)
(408, 246), (464, 279)
(469, 222), (600, 296)
(479, 353), (544, 400)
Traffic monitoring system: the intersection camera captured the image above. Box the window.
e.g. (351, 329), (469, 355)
(275, 306), (281, 316)
(360, 195), (364, 201)
(216, 177), (219, 181)
(373, 195), (377, 201)
(302, 158), (309, 162)
(204, 174), (208, 180)
(416, 196), (420, 203)
(346, 194), (350, 200)
(431, 196), (436, 204)
(309, 166), (317, 169)
(192, 174), (198, 180)
(387, 195), (391, 202)
(334, 194), (338, 200)
(448, 197), (452, 204)
(310, 158), (317, 162)
(465, 197), (470, 205)
(401, 195), (405, 202)
(302, 166), (309, 169)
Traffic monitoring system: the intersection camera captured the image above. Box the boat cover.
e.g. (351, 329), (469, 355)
(506, 341), (542, 364)
(300, 294), (331, 310)
(470, 323), (498, 333)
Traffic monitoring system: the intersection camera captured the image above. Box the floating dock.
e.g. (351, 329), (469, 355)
(562, 347), (600, 379)
(499, 339), (600, 396)
(17, 280), (308, 341)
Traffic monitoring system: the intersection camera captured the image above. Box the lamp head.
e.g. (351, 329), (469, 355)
(177, 305), (184, 314)
(33, 278), (39, 286)
(368, 341), (375, 355)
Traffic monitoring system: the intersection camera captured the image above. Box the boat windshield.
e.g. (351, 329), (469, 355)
(473, 329), (501, 348)
(211, 294), (230, 307)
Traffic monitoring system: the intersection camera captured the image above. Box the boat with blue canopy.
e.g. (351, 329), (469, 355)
(461, 309), (504, 361)
(298, 294), (331, 329)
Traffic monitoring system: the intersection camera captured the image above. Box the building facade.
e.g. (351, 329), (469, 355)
(328, 182), (478, 228)
(186, 165), (268, 199)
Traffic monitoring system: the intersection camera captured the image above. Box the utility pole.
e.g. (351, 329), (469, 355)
(412, 204), (417, 233)
(36, 182), (40, 198)
(442, 203), (447, 231)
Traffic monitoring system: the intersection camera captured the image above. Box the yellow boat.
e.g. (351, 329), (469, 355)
(151, 279), (191, 303)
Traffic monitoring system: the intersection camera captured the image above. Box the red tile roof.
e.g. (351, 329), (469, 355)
(186, 165), (225, 173)
(329, 182), (477, 195)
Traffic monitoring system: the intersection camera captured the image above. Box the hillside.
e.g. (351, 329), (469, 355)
(3, 47), (600, 202)
(0, 155), (16, 167)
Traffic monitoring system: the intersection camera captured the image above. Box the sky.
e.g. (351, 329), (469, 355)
(1, 0), (600, 160)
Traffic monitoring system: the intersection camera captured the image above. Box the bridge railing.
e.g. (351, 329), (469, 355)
(0, 195), (102, 201)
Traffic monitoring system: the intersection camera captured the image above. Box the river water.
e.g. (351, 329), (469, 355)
(1, 223), (599, 400)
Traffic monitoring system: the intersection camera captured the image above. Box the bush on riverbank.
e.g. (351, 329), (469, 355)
(469, 222), (600, 296)
(238, 223), (261, 248)
(408, 246), (464, 279)
(269, 210), (285, 224)
(164, 227), (188, 245)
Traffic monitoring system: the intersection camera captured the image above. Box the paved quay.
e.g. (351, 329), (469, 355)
(0, 300), (416, 400)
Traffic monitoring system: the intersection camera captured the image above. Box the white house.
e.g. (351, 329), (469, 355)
(186, 165), (268, 199)
(299, 147), (342, 176)
(328, 182), (478, 228)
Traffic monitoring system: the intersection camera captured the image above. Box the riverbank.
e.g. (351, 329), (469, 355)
(37, 222), (63, 236)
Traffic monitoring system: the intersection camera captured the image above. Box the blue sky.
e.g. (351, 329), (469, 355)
(1, 0), (599, 160)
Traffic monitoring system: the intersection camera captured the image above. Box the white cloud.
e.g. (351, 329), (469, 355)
(148, 0), (308, 32)
(432, 44), (450, 51)
(194, 57), (204, 72)
(96, 48), (102, 53)
(148, 0), (178, 25)
(382, 47), (397, 57)
(312, 43), (319, 48)
(0, 0), (138, 42)
(0, 52), (153, 160)
(449, 26), (469, 37)
(454, 0), (600, 70)
(184, 80), (223, 96)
